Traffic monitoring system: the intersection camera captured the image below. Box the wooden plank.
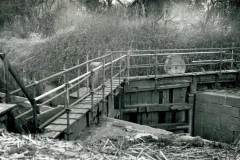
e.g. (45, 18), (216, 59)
(162, 90), (171, 123)
(70, 87), (88, 98)
(130, 92), (138, 105)
(123, 104), (191, 113)
(0, 103), (16, 116)
(74, 103), (91, 109)
(173, 88), (187, 123)
(26, 105), (64, 124)
(157, 79), (191, 86)
(59, 113), (83, 120)
(43, 131), (61, 138)
(173, 88), (186, 102)
(150, 112), (158, 125)
(142, 112), (152, 125)
(150, 92), (159, 125)
(125, 83), (190, 93)
(150, 123), (189, 131)
(125, 103), (190, 109)
(70, 108), (89, 114)
(127, 70), (238, 81)
(51, 118), (76, 125)
(124, 93), (131, 105)
(45, 124), (67, 131)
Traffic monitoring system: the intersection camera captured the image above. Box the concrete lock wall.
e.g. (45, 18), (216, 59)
(194, 91), (240, 143)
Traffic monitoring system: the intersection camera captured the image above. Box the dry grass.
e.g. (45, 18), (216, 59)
(0, 129), (239, 160)
(0, 3), (239, 91)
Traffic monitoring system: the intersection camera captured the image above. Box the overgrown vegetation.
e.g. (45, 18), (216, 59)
(0, 0), (240, 89)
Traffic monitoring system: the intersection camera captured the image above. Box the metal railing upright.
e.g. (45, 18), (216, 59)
(3, 47), (240, 134)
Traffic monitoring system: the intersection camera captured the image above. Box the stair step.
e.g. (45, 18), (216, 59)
(74, 104), (91, 109)
(42, 77), (125, 139)
(0, 103), (16, 116)
(51, 118), (75, 125)
(45, 124), (68, 132)
(70, 108), (89, 114)
(59, 113), (83, 120)
(43, 131), (61, 138)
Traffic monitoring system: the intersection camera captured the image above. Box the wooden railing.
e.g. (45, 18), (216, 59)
(3, 47), (240, 134)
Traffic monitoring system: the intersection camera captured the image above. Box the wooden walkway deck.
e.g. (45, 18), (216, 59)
(43, 78), (124, 138)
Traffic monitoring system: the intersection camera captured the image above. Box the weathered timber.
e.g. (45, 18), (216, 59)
(123, 104), (191, 113)
(150, 123), (189, 131)
(25, 106), (64, 125)
(173, 88), (187, 124)
(0, 103), (16, 116)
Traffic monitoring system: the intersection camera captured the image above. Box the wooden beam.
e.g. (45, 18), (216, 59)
(126, 70), (238, 81)
(125, 103), (190, 108)
(150, 123), (189, 131)
(123, 103), (191, 113)
(125, 83), (190, 93)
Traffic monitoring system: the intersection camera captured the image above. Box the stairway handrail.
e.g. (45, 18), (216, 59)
(0, 53), (39, 133)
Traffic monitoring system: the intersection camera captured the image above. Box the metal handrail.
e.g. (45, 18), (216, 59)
(129, 51), (226, 57)
(10, 53), (112, 94)
(0, 53), (39, 133)
(3, 47), (240, 134)
(108, 47), (240, 53)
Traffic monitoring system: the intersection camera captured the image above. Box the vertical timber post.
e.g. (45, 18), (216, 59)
(231, 42), (234, 69)
(110, 53), (113, 95)
(119, 55), (123, 119)
(86, 56), (90, 127)
(119, 56), (122, 85)
(108, 52), (114, 116)
(189, 75), (197, 136)
(127, 51), (130, 83)
(154, 51), (158, 89)
(65, 82), (71, 140)
(86, 53), (89, 92)
(77, 59), (80, 98)
(63, 64), (71, 140)
(102, 57), (105, 116)
(219, 47), (223, 73)
(119, 88), (122, 120)
(89, 67), (94, 127)
(3, 54), (10, 103)
(32, 76), (38, 135)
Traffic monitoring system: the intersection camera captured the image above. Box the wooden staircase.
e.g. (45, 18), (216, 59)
(43, 78), (124, 139)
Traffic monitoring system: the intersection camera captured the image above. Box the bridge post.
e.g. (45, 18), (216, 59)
(231, 42), (234, 69)
(119, 57), (122, 85)
(126, 50), (130, 83)
(102, 57), (106, 116)
(63, 64), (71, 140)
(32, 78), (37, 135)
(110, 53), (113, 95)
(189, 75), (197, 136)
(89, 67), (94, 126)
(108, 52), (114, 116)
(219, 47), (223, 73)
(154, 51), (158, 89)
(2, 53), (10, 103)
(77, 59), (80, 98)
(65, 82), (71, 140)
(86, 54), (89, 92)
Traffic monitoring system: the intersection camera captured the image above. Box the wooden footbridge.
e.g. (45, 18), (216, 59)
(1, 47), (240, 140)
